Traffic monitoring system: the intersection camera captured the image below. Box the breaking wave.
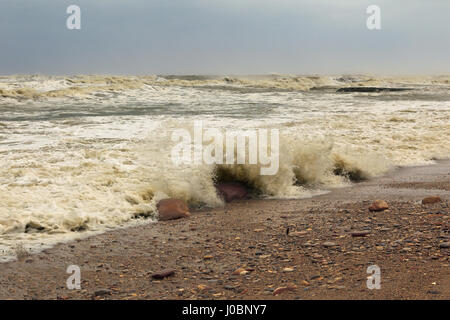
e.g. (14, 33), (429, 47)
(2, 74), (449, 100)
(0, 74), (449, 261)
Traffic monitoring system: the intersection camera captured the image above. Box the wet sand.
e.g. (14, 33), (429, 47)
(0, 160), (449, 300)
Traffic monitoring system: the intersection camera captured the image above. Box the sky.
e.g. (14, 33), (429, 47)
(0, 0), (449, 75)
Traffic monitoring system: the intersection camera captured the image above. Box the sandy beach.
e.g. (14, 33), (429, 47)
(0, 160), (448, 300)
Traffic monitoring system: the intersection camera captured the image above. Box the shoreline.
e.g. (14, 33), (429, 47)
(0, 160), (448, 299)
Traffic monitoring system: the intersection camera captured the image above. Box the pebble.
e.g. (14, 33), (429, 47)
(439, 242), (449, 248)
(290, 231), (308, 237)
(93, 289), (111, 297)
(351, 231), (371, 237)
(322, 241), (337, 247)
(427, 290), (441, 295)
(151, 268), (175, 279)
(224, 285), (237, 291)
(232, 267), (249, 275)
(273, 284), (297, 296)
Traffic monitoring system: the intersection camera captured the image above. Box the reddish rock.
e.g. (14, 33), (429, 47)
(151, 268), (176, 279)
(422, 196), (441, 205)
(216, 182), (249, 203)
(156, 199), (190, 221)
(369, 200), (389, 212)
(273, 283), (297, 295)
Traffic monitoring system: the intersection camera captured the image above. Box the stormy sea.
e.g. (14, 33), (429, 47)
(0, 74), (449, 261)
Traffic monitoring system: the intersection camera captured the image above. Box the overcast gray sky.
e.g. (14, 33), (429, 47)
(0, 0), (449, 75)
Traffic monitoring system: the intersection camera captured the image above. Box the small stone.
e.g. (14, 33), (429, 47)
(369, 200), (389, 212)
(273, 284), (297, 296)
(439, 242), (450, 249)
(232, 267), (249, 275)
(197, 284), (209, 291)
(322, 241), (337, 247)
(224, 285), (236, 291)
(151, 268), (175, 279)
(301, 280), (310, 286)
(427, 290), (441, 295)
(93, 289), (111, 297)
(290, 231), (308, 237)
(351, 231), (371, 237)
(283, 267), (294, 272)
(422, 196), (441, 205)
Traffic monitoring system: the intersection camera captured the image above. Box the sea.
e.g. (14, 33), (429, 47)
(0, 74), (449, 261)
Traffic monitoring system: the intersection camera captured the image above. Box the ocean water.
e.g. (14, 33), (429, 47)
(0, 74), (449, 261)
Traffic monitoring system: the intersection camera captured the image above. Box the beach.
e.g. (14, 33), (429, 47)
(0, 159), (448, 300)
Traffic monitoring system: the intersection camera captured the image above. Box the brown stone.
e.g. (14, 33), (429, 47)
(273, 283), (297, 295)
(439, 242), (449, 249)
(216, 182), (248, 203)
(322, 241), (337, 247)
(369, 200), (389, 212)
(351, 230), (371, 237)
(156, 199), (190, 221)
(232, 267), (248, 275)
(151, 268), (175, 279)
(422, 196), (441, 205)
(93, 289), (111, 297)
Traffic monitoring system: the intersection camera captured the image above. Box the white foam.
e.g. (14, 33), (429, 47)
(0, 74), (449, 261)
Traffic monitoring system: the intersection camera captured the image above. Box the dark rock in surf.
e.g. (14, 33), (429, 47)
(337, 87), (412, 93)
(216, 182), (249, 203)
(156, 199), (191, 221)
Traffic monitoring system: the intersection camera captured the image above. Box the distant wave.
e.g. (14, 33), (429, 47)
(1, 74), (449, 100)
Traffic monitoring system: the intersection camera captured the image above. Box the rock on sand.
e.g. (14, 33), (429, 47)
(369, 200), (389, 212)
(422, 196), (441, 205)
(157, 199), (191, 221)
